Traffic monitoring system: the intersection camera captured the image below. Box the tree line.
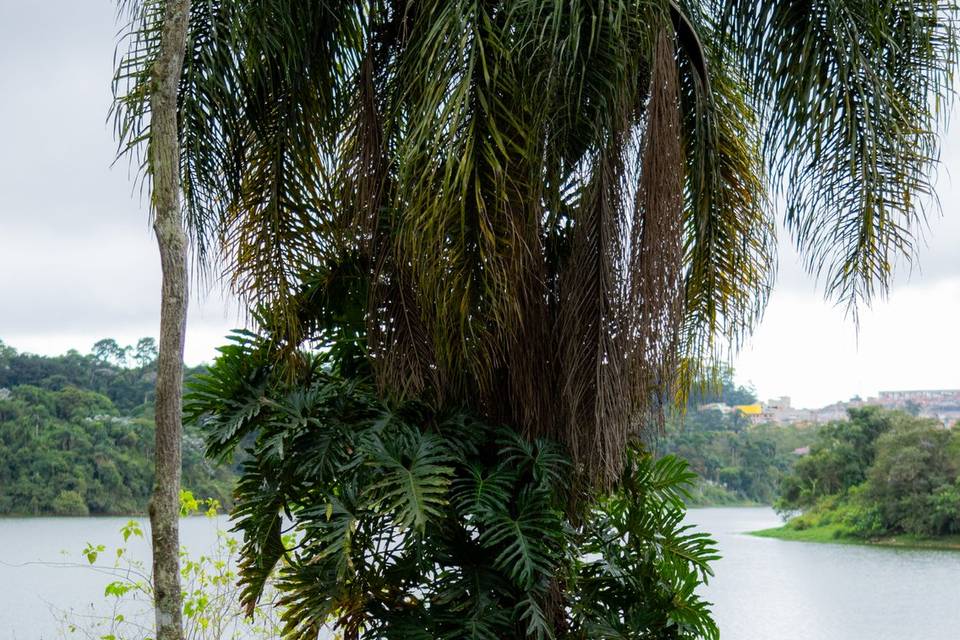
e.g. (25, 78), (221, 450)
(656, 372), (814, 505)
(1, 337), (162, 412)
(0, 340), (234, 516)
(775, 407), (960, 539)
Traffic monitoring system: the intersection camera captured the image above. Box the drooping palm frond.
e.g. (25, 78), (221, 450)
(112, 0), (166, 189)
(714, 0), (957, 312)
(534, 3), (686, 482)
(119, 0), (368, 319)
(117, 0), (958, 488)
(673, 1), (775, 390)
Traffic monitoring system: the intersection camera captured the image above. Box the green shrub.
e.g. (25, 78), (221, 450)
(57, 492), (284, 639)
(186, 333), (721, 640)
(927, 481), (960, 535)
(775, 409), (960, 540)
(51, 489), (89, 516)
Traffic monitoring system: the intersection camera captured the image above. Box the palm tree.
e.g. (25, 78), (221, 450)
(114, 1), (956, 636)
(118, 0), (956, 482)
(117, 0), (956, 488)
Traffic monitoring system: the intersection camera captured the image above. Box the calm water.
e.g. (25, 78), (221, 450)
(686, 507), (960, 640)
(0, 516), (228, 639)
(2, 508), (959, 639)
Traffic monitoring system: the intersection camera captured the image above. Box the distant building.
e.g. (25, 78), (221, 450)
(766, 396), (791, 411)
(877, 389), (960, 404)
(875, 389), (960, 428)
(758, 396), (818, 425)
(735, 403), (763, 417)
(695, 388), (960, 428)
(697, 402), (735, 415)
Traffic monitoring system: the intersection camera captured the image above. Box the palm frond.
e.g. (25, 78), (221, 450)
(112, 0), (165, 181)
(716, 0), (956, 312)
(156, 0), (958, 494)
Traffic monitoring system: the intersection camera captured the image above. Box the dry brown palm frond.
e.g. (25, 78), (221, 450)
(114, 0), (957, 493)
(629, 26), (686, 443)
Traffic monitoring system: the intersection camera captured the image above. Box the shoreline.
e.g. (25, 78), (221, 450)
(751, 525), (960, 551)
(0, 512), (222, 520)
(686, 501), (765, 509)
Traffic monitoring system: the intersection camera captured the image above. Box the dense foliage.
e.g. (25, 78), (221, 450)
(659, 416), (814, 505)
(683, 369), (759, 409)
(0, 338), (165, 412)
(57, 494), (286, 640)
(116, 0), (958, 491)
(776, 407), (960, 538)
(656, 372), (811, 505)
(0, 339), (234, 515)
(187, 333), (720, 640)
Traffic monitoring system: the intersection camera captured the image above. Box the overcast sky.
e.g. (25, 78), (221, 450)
(2, 1), (959, 409)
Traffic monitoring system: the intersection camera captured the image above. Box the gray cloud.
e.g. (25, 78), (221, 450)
(2, 1), (958, 375)
(0, 1), (237, 362)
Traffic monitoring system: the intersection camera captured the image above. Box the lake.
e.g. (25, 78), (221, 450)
(686, 507), (960, 640)
(0, 515), (232, 639)
(2, 508), (959, 639)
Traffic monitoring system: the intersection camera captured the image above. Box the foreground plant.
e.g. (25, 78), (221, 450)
(57, 493), (285, 640)
(114, 1), (959, 637)
(187, 332), (719, 640)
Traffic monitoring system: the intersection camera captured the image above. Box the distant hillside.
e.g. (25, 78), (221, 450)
(655, 370), (815, 505)
(767, 407), (960, 542)
(0, 339), (235, 516)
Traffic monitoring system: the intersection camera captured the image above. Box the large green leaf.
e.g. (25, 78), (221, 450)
(364, 430), (455, 532)
(480, 490), (563, 589)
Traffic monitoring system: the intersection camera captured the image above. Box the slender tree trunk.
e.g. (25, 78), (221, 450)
(148, 2), (191, 640)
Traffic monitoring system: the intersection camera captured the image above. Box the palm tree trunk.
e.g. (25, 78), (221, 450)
(148, 1), (191, 639)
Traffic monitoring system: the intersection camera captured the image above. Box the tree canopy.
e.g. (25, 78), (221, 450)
(1, 338), (161, 412)
(777, 407), (960, 538)
(0, 340), (234, 515)
(115, 0), (958, 488)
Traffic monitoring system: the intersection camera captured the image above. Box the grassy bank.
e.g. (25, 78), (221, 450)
(752, 525), (960, 551)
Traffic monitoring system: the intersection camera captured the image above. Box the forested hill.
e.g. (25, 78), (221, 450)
(656, 371), (814, 505)
(769, 407), (960, 541)
(0, 339), (235, 516)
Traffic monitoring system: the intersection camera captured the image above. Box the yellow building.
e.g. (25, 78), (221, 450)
(735, 403), (763, 416)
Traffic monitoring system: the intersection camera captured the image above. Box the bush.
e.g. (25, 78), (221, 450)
(57, 492), (284, 639)
(775, 409), (960, 540)
(685, 479), (745, 506)
(51, 489), (89, 516)
(186, 334), (721, 640)
(927, 481), (960, 535)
